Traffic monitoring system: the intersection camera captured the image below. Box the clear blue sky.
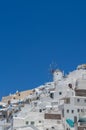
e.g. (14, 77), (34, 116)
(0, 0), (86, 99)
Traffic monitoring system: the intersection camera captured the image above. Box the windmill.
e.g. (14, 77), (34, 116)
(48, 61), (58, 81)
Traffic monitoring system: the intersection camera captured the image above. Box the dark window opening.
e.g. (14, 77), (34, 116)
(67, 109), (69, 113)
(31, 121), (34, 125)
(59, 92), (62, 95)
(26, 121), (28, 125)
(77, 109), (80, 112)
(71, 110), (74, 113)
(77, 99), (80, 102)
(50, 93), (54, 99)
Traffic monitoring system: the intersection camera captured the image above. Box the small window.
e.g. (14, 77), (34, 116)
(84, 99), (86, 102)
(67, 109), (69, 113)
(81, 109), (84, 112)
(77, 99), (80, 102)
(39, 120), (41, 123)
(71, 110), (74, 113)
(51, 126), (55, 129)
(50, 93), (54, 99)
(26, 121), (29, 125)
(3, 115), (6, 118)
(39, 109), (42, 112)
(77, 109), (80, 112)
(31, 121), (34, 125)
(59, 92), (62, 95)
(68, 83), (72, 88)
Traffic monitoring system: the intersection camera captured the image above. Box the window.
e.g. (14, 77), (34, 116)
(59, 92), (62, 95)
(39, 120), (41, 123)
(3, 115), (6, 118)
(66, 128), (70, 130)
(71, 110), (74, 113)
(31, 121), (35, 125)
(51, 126), (55, 129)
(84, 99), (86, 102)
(77, 109), (80, 112)
(39, 109), (42, 112)
(50, 93), (54, 99)
(81, 109), (84, 112)
(67, 109), (69, 113)
(77, 99), (80, 102)
(26, 121), (29, 125)
(65, 98), (70, 104)
(68, 83), (72, 88)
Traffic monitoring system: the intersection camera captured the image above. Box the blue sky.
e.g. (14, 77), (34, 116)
(0, 0), (86, 99)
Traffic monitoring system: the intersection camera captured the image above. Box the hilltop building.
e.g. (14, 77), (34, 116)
(0, 64), (86, 130)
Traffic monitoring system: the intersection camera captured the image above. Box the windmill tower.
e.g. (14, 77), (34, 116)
(49, 62), (63, 82)
(53, 69), (63, 81)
